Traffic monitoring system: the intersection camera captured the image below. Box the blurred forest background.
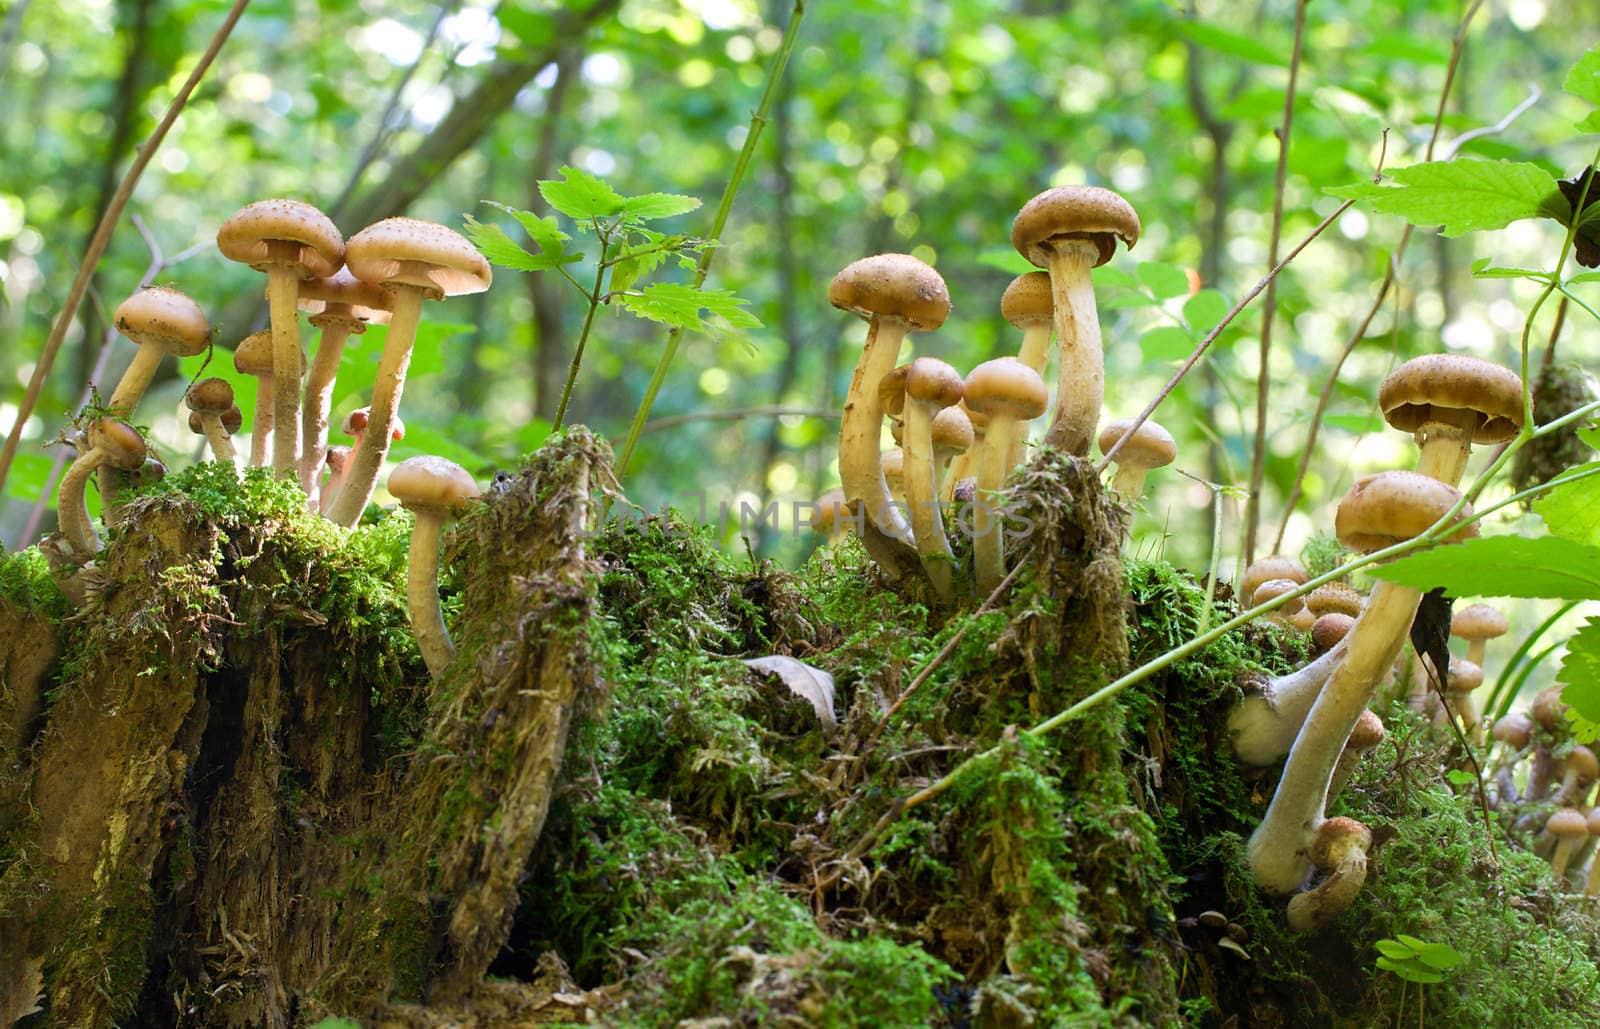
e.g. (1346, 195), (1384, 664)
(0, 0), (1594, 575)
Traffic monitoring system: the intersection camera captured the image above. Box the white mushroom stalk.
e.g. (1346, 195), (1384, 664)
(56, 419), (147, 559)
(1228, 637), (1350, 766)
(900, 358), (964, 602)
(233, 331), (277, 468)
(963, 358), (1048, 595)
(1249, 472), (1476, 901)
(1001, 272), (1053, 470)
(1010, 186), (1139, 456)
(830, 254), (950, 550)
(388, 455), (482, 679)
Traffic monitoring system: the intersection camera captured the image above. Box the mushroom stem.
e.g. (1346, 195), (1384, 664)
(200, 414), (237, 465)
(299, 319), (356, 494)
(903, 400), (953, 601)
(57, 449), (110, 557)
(407, 511), (454, 678)
(327, 287), (425, 527)
(265, 252), (305, 480)
(1228, 638), (1350, 766)
(839, 318), (915, 546)
(1041, 239), (1103, 456)
(106, 348), (165, 415)
(1005, 327), (1051, 472)
(972, 412), (1018, 595)
(1111, 464), (1150, 500)
(1249, 578), (1420, 893)
(249, 375), (273, 468)
(1413, 410), (1478, 485)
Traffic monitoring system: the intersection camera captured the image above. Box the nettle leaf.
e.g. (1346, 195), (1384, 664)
(618, 283), (761, 332)
(619, 192), (702, 219)
(464, 217), (574, 272)
(1533, 463), (1600, 546)
(1581, 426), (1600, 450)
(1369, 535), (1600, 600)
(1565, 44), (1600, 107)
(1327, 160), (1561, 237)
(1559, 618), (1600, 742)
(539, 166), (625, 220)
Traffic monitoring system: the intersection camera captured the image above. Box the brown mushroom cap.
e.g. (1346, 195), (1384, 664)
(963, 357), (1048, 421)
(1333, 470), (1477, 553)
(1532, 686), (1568, 731)
(1252, 577), (1306, 612)
(1312, 612), (1356, 653)
(1239, 555), (1308, 605)
(1097, 418), (1176, 471)
(1011, 185), (1141, 268)
(220, 406), (243, 435)
(905, 357), (964, 408)
(1492, 712), (1533, 749)
(1378, 354), (1525, 443)
(344, 407), (405, 442)
(346, 217), (492, 300)
(1452, 603), (1509, 642)
(388, 455), (480, 514)
(113, 286), (210, 356)
(233, 331), (277, 376)
(1310, 816), (1372, 866)
(1000, 271), (1053, 328)
(217, 198), (344, 279)
(828, 253), (950, 331)
(1548, 808), (1589, 839)
(1446, 656), (1484, 693)
(930, 406), (975, 455)
(1559, 744), (1599, 783)
(1307, 582), (1363, 617)
(298, 267), (396, 326)
(91, 418), (147, 469)
(1348, 710), (1386, 749)
(185, 377), (234, 414)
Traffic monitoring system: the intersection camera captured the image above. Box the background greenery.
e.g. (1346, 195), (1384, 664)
(0, 0), (1596, 665)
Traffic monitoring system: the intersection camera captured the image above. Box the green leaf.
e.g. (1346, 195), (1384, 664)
(1469, 257), (1551, 281)
(1375, 939), (1415, 960)
(1578, 110), (1600, 135)
(619, 192), (702, 219)
(1139, 325), (1193, 362)
(1137, 261), (1191, 300)
(1581, 427), (1600, 450)
(1557, 619), (1600, 736)
(491, 203), (572, 252)
(1534, 463), (1600, 546)
(1565, 45), (1600, 107)
(1324, 412), (1384, 434)
(464, 216), (574, 273)
(539, 166), (625, 220)
(1368, 535), (1600, 601)
(1182, 289), (1230, 331)
(618, 283), (760, 332)
(1326, 160), (1560, 237)
(1445, 768), (1477, 787)
(1415, 942), (1463, 970)
(1395, 935), (1430, 953)
(977, 248), (1037, 276)
(1178, 21), (1288, 67)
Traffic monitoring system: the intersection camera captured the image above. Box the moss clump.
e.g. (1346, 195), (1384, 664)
(1512, 361), (1597, 499)
(0, 547), (70, 618)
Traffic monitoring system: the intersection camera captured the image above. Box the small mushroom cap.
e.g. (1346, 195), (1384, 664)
(828, 253), (950, 331)
(1312, 612), (1356, 653)
(1348, 709), (1386, 749)
(878, 364), (909, 417)
(1307, 582), (1363, 617)
(1252, 577), (1306, 612)
(1379, 354), (1524, 443)
(185, 377), (234, 414)
(963, 357), (1048, 421)
(217, 198), (344, 279)
(346, 217), (492, 300)
(1446, 656), (1483, 693)
(1334, 470), (1477, 554)
(1310, 817), (1372, 866)
(325, 444), (352, 473)
(905, 357), (964, 409)
(1532, 686), (1568, 730)
(1288, 606), (1316, 633)
(1491, 712), (1533, 748)
(812, 487), (858, 536)
(1559, 744), (1598, 782)
(1097, 417), (1176, 470)
(1239, 555), (1308, 605)
(1547, 808), (1589, 838)
(343, 406), (405, 442)
(1000, 271), (1053, 328)
(298, 267), (396, 326)
(1011, 185), (1141, 268)
(1452, 603), (1508, 641)
(90, 418), (147, 469)
(930, 406), (975, 455)
(114, 286), (210, 357)
(233, 331), (277, 376)
(388, 455), (480, 514)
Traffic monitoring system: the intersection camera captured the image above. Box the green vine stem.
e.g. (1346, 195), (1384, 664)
(1484, 602), (1580, 724)
(612, 0), (808, 482)
(551, 222), (614, 430)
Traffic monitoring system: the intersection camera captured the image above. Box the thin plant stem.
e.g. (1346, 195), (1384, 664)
(1485, 602), (1579, 721)
(613, 0), (808, 481)
(552, 225), (612, 430)
(0, 0), (252, 536)
(1244, 0), (1308, 564)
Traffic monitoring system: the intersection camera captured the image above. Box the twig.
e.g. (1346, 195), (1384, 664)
(1440, 84), (1540, 161)
(612, 0), (809, 481)
(640, 405), (836, 436)
(1421, 659), (1500, 869)
(1243, 0), (1308, 564)
(0, 0), (252, 543)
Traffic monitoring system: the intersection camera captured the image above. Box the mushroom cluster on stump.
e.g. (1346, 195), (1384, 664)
(297, 268), (395, 497)
(387, 455), (482, 679)
(963, 357), (1048, 594)
(185, 377), (240, 466)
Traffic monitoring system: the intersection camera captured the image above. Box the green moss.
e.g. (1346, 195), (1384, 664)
(0, 547), (69, 618)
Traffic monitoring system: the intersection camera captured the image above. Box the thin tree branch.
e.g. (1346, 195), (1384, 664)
(0, 0), (253, 543)
(640, 406), (835, 436)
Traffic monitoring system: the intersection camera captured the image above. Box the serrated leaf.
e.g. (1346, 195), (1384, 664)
(1137, 261), (1191, 300)
(1557, 619), (1600, 736)
(618, 283), (761, 332)
(1534, 463), (1600, 545)
(539, 166), (625, 220)
(619, 192), (702, 219)
(1565, 45), (1600, 107)
(1139, 325), (1193, 362)
(1183, 288), (1230, 331)
(1416, 942), (1463, 970)
(1326, 160), (1560, 237)
(742, 655), (836, 728)
(1178, 21), (1288, 67)
(464, 217), (573, 273)
(1579, 110), (1600, 135)
(1368, 535), (1600, 600)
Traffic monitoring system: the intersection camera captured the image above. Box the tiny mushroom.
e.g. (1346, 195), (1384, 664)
(900, 357), (966, 601)
(327, 217), (491, 527)
(963, 357), (1049, 594)
(831, 253), (950, 549)
(185, 377), (239, 465)
(1252, 578), (1308, 629)
(1452, 603), (1508, 668)
(1328, 710), (1386, 802)
(107, 286), (210, 415)
(811, 487), (860, 546)
(1097, 417), (1175, 503)
(217, 199), (345, 479)
(233, 331), (278, 468)
(56, 419), (147, 558)
(1548, 808), (1589, 882)
(1239, 555), (1308, 611)
(1010, 185), (1140, 455)
(1379, 354), (1524, 487)
(322, 407), (404, 518)
(1284, 817), (1374, 932)
(387, 455), (482, 679)
(930, 406), (975, 499)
